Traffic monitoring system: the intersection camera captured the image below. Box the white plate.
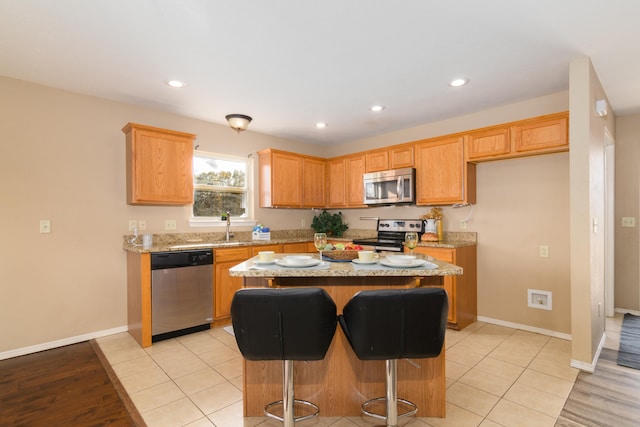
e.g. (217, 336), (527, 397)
(253, 260), (276, 265)
(380, 259), (438, 269)
(352, 259), (377, 265)
(276, 258), (322, 268)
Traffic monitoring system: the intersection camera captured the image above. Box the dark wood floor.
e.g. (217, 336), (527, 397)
(0, 341), (144, 427)
(555, 348), (640, 427)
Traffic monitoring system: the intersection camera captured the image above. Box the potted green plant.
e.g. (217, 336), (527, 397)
(311, 210), (348, 237)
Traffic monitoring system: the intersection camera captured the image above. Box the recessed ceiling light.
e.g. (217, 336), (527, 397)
(166, 80), (186, 88)
(370, 105), (385, 112)
(449, 78), (468, 87)
(315, 122), (328, 129)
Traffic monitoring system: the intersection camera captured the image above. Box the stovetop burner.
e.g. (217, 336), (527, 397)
(352, 219), (423, 252)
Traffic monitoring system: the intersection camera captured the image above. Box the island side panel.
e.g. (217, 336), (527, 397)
(242, 278), (446, 418)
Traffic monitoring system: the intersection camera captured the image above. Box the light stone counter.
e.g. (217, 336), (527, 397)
(229, 253), (462, 278)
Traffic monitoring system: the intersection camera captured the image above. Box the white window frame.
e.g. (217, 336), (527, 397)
(189, 151), (256, 228)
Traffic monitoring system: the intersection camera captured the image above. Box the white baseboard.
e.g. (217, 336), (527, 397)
(477, 316), (572, 341)
(570, 332), (606, 373)
(615, 307), (640, 316)
(0, 326), (128, 361)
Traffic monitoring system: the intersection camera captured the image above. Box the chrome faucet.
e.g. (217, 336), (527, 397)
(225, 211), (232, 241)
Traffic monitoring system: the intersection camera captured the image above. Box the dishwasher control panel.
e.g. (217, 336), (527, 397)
(151, 249), (214, 270)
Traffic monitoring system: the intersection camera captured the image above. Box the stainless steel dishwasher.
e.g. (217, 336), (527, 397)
(151, 249), (214, 342)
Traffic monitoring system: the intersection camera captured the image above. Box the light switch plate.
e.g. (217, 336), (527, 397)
(622, 217), (636, 227)
(40, 220), (51, 233)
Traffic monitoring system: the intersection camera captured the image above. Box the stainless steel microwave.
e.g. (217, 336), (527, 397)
(363, 167), (416, 205)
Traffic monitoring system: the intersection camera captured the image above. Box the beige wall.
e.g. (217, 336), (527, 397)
(615, 114), (640, 311)
(568, 57), (616, 365)
(0, 77), (323, 354)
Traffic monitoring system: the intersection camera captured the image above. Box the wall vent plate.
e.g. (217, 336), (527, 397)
(528, 289), (552, 310)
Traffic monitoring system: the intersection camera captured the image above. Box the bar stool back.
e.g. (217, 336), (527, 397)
(338, 288), (448, 427)
(231, 287), (337, 426)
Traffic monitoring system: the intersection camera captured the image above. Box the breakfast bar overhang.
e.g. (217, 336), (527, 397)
(229, 255), (463, 418)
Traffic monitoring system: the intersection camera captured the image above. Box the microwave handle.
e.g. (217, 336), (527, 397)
(397, 176), (403, 200)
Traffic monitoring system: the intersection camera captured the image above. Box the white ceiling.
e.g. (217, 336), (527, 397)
(1, 1), (639, 145)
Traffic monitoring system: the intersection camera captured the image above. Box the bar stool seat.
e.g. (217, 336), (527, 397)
(231, 287), (337, 426)
(338, 288), (448, 427)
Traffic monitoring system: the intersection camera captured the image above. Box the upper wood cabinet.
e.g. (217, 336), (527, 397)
(326, 154), (366, 208)
(364, 144), (414, 172)
(365, 150), (389, 172)
(326, 157), (347, 208)
(466, 126), (511, 161)
(415, 136), (476, 205)
(346, 154), (367, 207)
(258, 149), (325, 208)
(512, 112), (568, 155)
(465, 112), (568, 162)
(302, 157), (326, 207)
(122, 123), (196, 205)
(390, 145), (414, 169)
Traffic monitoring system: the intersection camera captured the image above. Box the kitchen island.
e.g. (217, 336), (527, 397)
(229, 254), (462, 418)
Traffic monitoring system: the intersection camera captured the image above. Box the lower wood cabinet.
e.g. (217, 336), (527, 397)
(282, 242), (309, 253)
(214, 247), (251, 320)
(413, 245), (477, 330)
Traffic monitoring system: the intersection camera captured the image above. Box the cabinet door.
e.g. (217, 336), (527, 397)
(326, 158), (347, 207)
(415, 136), (475, 205)
(390, 145), (414, 168)
(346, 155), (366, 207)
(512, 114), (568, 154)
(466, 127), (511, 161)
(271, 152), (303, 206)
(302, 157), (326, 207)
(214, 247), (251, 320)
(414, 247), (456, 323)
(365, 150), (389, 172)
(123, 123), (195, 205)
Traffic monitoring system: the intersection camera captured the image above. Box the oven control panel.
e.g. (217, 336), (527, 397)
(377, 219), (423, 232)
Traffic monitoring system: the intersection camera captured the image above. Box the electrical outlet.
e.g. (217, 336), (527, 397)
(301, 219), (305, 227)
(460, 220), (467, 230)
(622, 217), (636, 227)
(165, 219), (177, 230)
(128, 220), (137, 231)
(39, 220), (51, 234)
(138, 220), (147, 231)
(539, 245), (549, 258)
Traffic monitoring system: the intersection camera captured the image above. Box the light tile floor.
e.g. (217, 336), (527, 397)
(96, 315), (623, 427)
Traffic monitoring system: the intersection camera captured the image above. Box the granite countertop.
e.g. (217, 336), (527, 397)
(122, 230), (477, 253)
(229, 253), (463, 278)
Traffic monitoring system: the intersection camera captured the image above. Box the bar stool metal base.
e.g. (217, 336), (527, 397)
(263, 360), (320, 427)
(360, 359), (418, 427)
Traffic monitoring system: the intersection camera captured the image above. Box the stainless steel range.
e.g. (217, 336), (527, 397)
(352, 219), (424, 252)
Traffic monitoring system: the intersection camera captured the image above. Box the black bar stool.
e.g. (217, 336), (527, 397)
(338, 288), (448, 427)
(231, 287), (337, 427)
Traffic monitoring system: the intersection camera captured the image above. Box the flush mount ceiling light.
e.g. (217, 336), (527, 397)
(166, 80), (186, 88)
(370, 105), (385, 112)
(315, 122), (328, 129)
(225, 114), (253, 133)
(449, 78), (469, 87)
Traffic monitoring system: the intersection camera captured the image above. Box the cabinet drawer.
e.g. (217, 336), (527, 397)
(282, 242), (309, 253)
(417, 247), (454, 263)
(251, 244), (282, 256)
(214, 247), (251, 262)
